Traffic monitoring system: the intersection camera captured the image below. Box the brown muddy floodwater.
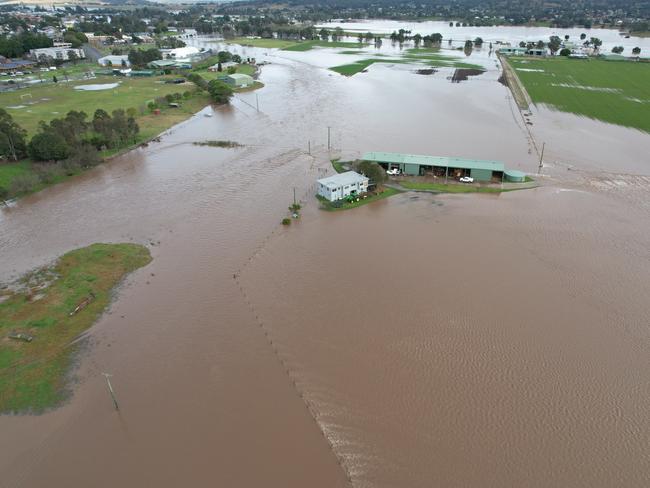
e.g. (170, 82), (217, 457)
(1, 42), (650, 488)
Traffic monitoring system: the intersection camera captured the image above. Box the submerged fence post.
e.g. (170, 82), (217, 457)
(102, 373), (119, 411)
(538, 142), (545, 174)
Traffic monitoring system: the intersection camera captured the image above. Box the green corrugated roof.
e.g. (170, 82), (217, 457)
(362, 152), (505, 172)
(504, 169), (526, 177)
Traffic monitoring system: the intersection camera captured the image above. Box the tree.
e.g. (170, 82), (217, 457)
(28, 132), (70, 161)
(67, 50), (79, 64)
(217, 51), (232, 63)
(632, 47), (641, 55)
(319, 28), (330, 41)
(364, 32), (373, 43)
(559, 48), (571, 56)
(355, 161), (386, 187)
(519, 41), (526, 48)
(474, 37), (483, 47)
(207, 79), (233, 104)
(217, 61), (222, 72)
(0, 108), (27, 161)
(232, 54), (242, 63)
(464, 39), (473, 50)
(580, 33), (587, 40)
(611, 46), (624, 54)
(413, 33), (422, 47)
(564, 35), (570, 41)
(449, 22), (453, 27)
(590, 37), (602, 51)
(52, 75), (58, 83)
(548, 36), (562, 54)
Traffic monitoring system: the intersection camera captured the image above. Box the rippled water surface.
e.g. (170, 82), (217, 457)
(1, 33), (649, 488)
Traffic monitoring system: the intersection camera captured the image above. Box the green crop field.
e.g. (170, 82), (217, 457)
(507, 57), (650, 133)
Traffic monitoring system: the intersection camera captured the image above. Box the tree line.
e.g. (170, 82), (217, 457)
(0, 108), (139, 198)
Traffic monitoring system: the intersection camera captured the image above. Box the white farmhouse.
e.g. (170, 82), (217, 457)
(317, 171), (369, 202)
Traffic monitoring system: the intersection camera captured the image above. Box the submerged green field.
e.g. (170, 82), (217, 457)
(508, 57), (650, 133)
(331, 47), (483, 76)
(0, 243), (151, 413)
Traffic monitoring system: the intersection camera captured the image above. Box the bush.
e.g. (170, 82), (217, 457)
(559, 48), (571, 56)
(182, 91), (192, 99)
(147, 101), (158, 111)
(64, 144), (100, 169)
(28, 132), (70, 161)
(9, 173), (40, 195)
(282, 218), (291, 225)
(207, 79), (233, 104)
(32, 162), (65, 184)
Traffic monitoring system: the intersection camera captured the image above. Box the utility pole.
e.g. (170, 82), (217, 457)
(293, 187), (296, 207)
(327, 126), (331, 151)
(538, 142), (545, 174)
(308, 140), (311, 155)
(102, 373), (119, 411)
(255, 93), (259, 112)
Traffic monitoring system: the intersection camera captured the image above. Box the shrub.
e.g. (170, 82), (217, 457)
(9, 173), (40, 195)
(28, 132), (70, 161)
(32, 162), (65, 184)
(282, 218), (291, 225)
(182, 91), (192, 99)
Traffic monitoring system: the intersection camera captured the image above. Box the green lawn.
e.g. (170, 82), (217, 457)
(507, 57), (650, 133)
(0, 160), (31, 191)
(331, 158), (346, 173)
(318, 187), (401, 211)
(0, 75), (208, 136)
(0, 243), (151, 413)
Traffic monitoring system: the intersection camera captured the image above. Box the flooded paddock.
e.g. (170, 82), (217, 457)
(1, 32), (649, 488)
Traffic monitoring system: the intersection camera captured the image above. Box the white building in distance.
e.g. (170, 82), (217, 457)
(30, 46), (85, 62)
(98, 55), (131, 67)
(317, 171), (369, 202)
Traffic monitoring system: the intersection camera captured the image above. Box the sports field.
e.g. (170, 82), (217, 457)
(508, 57), (650, 133)
(0, 75), (208, 136)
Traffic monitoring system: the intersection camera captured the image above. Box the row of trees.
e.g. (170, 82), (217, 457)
(0, 32), (52, 58)
(0, 108), (139, 163)
(127, 47), (162, 68)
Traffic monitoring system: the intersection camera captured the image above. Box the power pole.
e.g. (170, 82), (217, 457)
(538, 142), (545, 174)
(327, 126), (331, 151)
(308, 140), (311, 155)
(293, 187), (296, 207)
(255, 93), (259, 112)
(102, 373), (119, 411)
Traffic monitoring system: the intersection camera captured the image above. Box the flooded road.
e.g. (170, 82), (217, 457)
(2, 37), (650, 487)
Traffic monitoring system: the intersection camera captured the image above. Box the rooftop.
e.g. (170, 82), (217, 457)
(318, 171), (369, 188)
(362, 152), (505, 172)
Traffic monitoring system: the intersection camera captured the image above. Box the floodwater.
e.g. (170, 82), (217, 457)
(1, 33), (650, 488)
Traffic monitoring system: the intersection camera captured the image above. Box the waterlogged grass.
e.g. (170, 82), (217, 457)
(0, 243), (152, 413)
(318, 187), (401, 211)
(330, 48), (483, 76)
(331, 158), (346, 173)
(282, 40), (362, 52)
(400, 181), (531, 193)
(0, 160), (31, 191)
(330, 58), (410, 75)
(507, 57), (650, 133)
(226, 37), (300, 49)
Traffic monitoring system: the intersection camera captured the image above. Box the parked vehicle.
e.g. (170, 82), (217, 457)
(386, 168), (400, 175)
(459, 176), (474, 183)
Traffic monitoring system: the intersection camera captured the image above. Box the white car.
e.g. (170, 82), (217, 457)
(459, 176), (474, 183)
(386, 168), (400, 175)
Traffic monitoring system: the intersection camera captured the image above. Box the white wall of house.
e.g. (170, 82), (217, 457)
(318, 179), (368, 202)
